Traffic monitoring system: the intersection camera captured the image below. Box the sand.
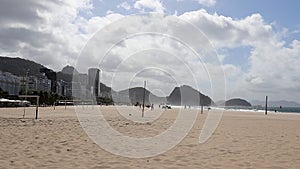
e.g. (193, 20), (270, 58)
(1, 106), (300, 168)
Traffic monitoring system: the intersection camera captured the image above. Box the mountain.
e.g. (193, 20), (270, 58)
(100, 83), (115, 98)
(251, 100), (300, 107)
(113, 87), (166, 105)
(225, 98), (251, 107)
(113, 85), (214, 106)
(0, 57), (80, 83)
(167, 85), (214, 106)
(61, 65), (79, 75)
(57, 65), (81, 83)
(0, 56), (49, 77)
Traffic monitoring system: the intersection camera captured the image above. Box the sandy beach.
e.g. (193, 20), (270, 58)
(1, 106), (300, 169)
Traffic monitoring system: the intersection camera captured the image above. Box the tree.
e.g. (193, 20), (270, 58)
(49, 93), (58, 105)
(0, 87), (8, 98)
(97, 97), (114, 105)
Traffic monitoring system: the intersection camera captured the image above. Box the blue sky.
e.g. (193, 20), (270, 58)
(215, 0), (300, 28)
(90, 0), (300, 29)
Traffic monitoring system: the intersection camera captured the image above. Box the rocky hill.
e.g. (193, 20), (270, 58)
(113, 87), (166, 105)
(224, 98), (252, 107)
(167, 85), (214, 106)
(113, 85), (214, 106)
(61, 65), (79, 75)
(0, 56), (48, 77)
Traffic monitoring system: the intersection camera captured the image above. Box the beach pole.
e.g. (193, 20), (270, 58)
(23, 71), (29, 118)
(35, 96), (39, 119)
(265, 96), (268, 115)
(201, 105), (203, 114)
(142, 81), (146, 118)
(23, 101), (26, 118)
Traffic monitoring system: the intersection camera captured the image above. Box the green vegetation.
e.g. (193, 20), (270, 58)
(18, 89), (69, 106)
(97, 97), (114, 105)
(0, 56), (47, 77)
(0, 88), (8, 98)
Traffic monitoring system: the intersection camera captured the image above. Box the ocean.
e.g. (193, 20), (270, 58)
(171, 105), (300, 114)
(223, 106), (300, 114)
(225, 107), (300, 113)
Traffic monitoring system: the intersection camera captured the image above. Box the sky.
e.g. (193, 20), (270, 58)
(0, 0), (300, 102)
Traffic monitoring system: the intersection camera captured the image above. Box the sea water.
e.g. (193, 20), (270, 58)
(217, 106), (300, 114)
(170, 105), (300, 114)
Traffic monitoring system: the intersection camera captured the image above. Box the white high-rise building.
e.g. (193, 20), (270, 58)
(88, 68), (101, 97)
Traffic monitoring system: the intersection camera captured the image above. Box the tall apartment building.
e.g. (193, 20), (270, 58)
(88, 68), (101, 97)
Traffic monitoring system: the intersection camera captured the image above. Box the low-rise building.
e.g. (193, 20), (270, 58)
(0, 71), (20, 96)
(20, 75), (52, 93)
(57, 80), (72, 97)
(37, 76), (51, 93)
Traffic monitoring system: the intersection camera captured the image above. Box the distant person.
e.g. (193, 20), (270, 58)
(151, 104), (154, 110)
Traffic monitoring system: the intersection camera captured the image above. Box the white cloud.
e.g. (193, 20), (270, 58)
(134, 0), (165, 14)
(0, 0), (93, 69)
(179, 10), (275, 48)
(178, 9), (300, 101)
(82, 13), (124, 34)
(196, 0), (216, 7)
(118, 2), (131, 11)
(106, 10), (114, 15)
